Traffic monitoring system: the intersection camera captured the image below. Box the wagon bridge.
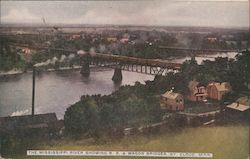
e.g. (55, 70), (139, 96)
(9, 43), (182, 82)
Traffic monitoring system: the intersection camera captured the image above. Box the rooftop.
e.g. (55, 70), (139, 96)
(162, 91), (182, 99)
(0, 113), (58, 131)
(209, 82), (231, 92)
(226, 102), (250, 112)
(188, 80), (206, 91)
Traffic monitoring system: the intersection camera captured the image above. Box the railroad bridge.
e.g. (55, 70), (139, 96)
(82, 53), (181, 82)
(9, 43), (182, 82)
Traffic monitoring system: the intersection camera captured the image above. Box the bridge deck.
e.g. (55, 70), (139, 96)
(158, 46), (239, 53)
(9, 43), (182, 70)
(93, 53), (181, 69)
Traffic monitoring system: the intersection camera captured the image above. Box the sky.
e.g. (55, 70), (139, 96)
(0, 0), (249, 27)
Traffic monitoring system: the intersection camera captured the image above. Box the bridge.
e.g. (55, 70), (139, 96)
(158, 46), (240, 53)
(8, 43), (182, 82)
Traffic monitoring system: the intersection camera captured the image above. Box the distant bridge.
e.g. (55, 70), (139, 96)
(158, 46), (240, 53)
(8, 43), (181, 81)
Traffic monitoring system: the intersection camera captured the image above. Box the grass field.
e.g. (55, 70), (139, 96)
(15, 125), (249, 159)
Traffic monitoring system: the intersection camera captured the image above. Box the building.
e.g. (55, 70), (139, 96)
(22, 48), (31, 54)
(207, 37), (217, 43)
(188, 80), (208, 101)
(70, 34), (81, 40)
(160, 91), (184, 111)
(120, 38), (129, 43)
(107, 37), (117, 42)
(225, 102), (250, 121)
(0, 113), (63, 137)
(207, 82), (232, 100)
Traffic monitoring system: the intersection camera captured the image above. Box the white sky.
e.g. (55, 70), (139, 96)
(0, 0), (249, 27)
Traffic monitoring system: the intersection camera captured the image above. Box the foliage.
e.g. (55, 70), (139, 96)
(0, 54), (27, 71)
(64, 96), (100, 138)
(221, 92), (239, 105)
(30, 51), (47, 64)
(0, 36), (28, 71)
(64, 50), (249, 138)
(179, 50), (250, 93)
(64, 84), (163, 138)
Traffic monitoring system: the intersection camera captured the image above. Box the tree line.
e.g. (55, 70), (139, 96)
(64, 50), (250, 139)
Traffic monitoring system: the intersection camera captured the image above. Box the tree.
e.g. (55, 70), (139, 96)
(64, 96), (100, 138)
(221, 92), (239, 105)
(236, 50), (250, 89)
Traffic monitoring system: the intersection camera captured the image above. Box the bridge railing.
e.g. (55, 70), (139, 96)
(9, 42), (182, 70)
(92, 53), (181, 69)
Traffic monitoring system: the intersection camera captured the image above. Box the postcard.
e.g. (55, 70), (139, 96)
(0, 0), (249, 159)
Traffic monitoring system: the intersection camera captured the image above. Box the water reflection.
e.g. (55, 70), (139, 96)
(0, 53), (238, 119)
(171, 52), (238, 64)
(0, 68), (154, 119)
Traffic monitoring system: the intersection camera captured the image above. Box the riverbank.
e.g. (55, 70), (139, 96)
(0, 66), (80, 77)
(0, 65), (114, 78)
(0, 50), (239, 77)
(12, 125), (249, 159)
(0, 68), (154, 118)
(0, 69), (24, 77)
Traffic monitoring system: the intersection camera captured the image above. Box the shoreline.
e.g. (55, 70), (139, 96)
(0, 65), (113, 77)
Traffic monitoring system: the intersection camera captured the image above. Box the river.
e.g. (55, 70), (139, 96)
(0, 52), (238, 119)
(171, 52), (238, 64)
(0, 68), (154, 119)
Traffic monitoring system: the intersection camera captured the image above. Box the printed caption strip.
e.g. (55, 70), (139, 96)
(27, 150), (213, 158)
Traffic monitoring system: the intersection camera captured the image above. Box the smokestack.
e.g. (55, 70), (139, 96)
(32, 67), (36, 116)
(236, 102), (239, 107)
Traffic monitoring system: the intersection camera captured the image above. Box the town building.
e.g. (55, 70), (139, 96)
(70, 34), (81, 40)
(0, 113), (63, 137)
(120, 38), (129, 43)
(160, 91), (184, 111)
(107, 37), (118, 42)
(188, 80), (208, 101)
(207, 82), (232, 100)
(22, 48), (31, 54)
(207, 37), (217, 43)
(225, 102), (250, 122)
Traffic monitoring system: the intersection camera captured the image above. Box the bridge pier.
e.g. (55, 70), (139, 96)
(112, 68), (122, 83)
(80, 57), (90, 76)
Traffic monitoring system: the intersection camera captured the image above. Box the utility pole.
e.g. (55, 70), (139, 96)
(32, 67), (36, 116)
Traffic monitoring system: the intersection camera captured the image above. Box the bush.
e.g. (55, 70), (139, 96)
(64, 96), (100, 138)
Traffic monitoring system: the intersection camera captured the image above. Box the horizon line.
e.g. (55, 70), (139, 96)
(0, 22), (249, 29)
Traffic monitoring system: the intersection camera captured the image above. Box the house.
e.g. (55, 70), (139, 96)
(207, 82), (232, 100)
(107, 37), (117, 42)
(0, 113), (63, 137)
(120, 38), (129, 43)
(70, 34), (81, 40)
(22, 48), (31, 54)
(225, 102), (250, 121)
(160, 91), (184, 111)
(207, 37), (217, 43)
(188, 80), (208, 101)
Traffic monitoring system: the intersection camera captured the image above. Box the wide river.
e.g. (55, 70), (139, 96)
(0, 68), (154, 119)
(0, 52), (238, 119)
